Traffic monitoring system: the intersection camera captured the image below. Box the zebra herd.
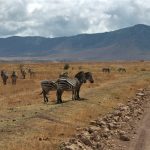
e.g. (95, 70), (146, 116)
(0, 68), (35, 85)
(102, 67), (126, 73)
(40, 71), (94, 104)
(1, 70), (18, 85)
(20, 67), (35, 79)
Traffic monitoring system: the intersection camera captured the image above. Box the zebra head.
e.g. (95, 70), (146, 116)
(1, 70), (4, 75)
(85, 72), (94, 83)
(1, 70), (5, 77)
(74, 71), (86, 83)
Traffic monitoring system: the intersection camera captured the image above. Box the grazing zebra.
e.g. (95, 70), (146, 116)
(11, 71), (18, 85)
(102, 68), (110, 73)
(56, 71), (86, 104)
(28, 68), (36, 78)
(1, 70), (8, 85)
(118, 68), (126, 73)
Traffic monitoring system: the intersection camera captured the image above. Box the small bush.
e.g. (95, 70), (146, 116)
(64, 64), (70, 70)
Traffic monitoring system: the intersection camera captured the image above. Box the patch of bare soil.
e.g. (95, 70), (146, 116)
(60, 87), (150, 150)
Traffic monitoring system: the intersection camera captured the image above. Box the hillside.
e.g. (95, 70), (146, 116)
(0, 24), (150, 61)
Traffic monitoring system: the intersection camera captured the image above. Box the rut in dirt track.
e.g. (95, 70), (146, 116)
(129, 91), (150, 150)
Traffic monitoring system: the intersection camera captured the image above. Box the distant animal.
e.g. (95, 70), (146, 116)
(118, 68), (126, 72)
(28, 68), (36, 78)
(20, 68), (26, 79)
(11, 71), (18, 85)
(1, 70), (8, 85)
(56, 71), (87, 104)
(102, 68), (110, 73)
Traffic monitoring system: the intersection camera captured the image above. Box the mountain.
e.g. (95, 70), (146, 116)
(0, 24), (150, 61)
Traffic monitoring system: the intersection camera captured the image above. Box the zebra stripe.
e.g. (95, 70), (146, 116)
(57, 78), (79, 91)
(56, 71), (86, 103)
(40, 80), (57, 103)
(40, 71), (94, 104)
(41, 80), (57, 92)
(1, 70), (8, 85)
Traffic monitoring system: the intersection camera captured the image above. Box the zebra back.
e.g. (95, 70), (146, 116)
(1, 71), (8, 79)
(41, 80), (57, 94)
(57, 77), (79, 91)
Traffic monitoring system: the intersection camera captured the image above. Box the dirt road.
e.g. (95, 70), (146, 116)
(129, 90), (150, 150)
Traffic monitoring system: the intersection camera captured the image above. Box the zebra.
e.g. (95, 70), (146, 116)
(40, 80), (57, 103)
(40, 72), (69, 103)
(118, 68), (126, 73)
(28, 68), (36, 78)
(20, 68), (26, 79)
(102, 68), (110, 73)
(56, 71), (87, 104)
(11, 71), (18, 85)
(40, 71), (94, 103)
(1, 70), (8, 85)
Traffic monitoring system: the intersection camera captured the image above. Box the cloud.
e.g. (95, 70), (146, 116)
(0, 0), (150, 37)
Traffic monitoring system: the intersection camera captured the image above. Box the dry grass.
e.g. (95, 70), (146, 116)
(0, 61), (149, 149)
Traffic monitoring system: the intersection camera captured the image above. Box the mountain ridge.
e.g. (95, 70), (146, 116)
(0, 24), (150, 61)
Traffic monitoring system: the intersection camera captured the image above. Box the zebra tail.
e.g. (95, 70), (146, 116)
(39, 91), (43, 95)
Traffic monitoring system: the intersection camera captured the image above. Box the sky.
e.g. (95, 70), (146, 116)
(0, 0), (150, 38)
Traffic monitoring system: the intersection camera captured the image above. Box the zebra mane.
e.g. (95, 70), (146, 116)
(74, 71), (84, 78)
(85, 72), (91, 76)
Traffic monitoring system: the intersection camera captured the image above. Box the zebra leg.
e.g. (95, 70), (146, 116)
(45, 95), (49, 103)
(76, 86), (81, 100)
(56, 89), (63, 104)
(72, 89), (75, 100)
(74, 89), (78, 100)
(3, 80), (6, 85)
(43, 91), (48, 103)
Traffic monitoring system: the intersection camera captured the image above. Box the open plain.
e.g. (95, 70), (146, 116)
(0, 61), (149, 150)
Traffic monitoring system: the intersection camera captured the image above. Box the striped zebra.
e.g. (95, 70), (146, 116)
(40, 71), (94, 103)
(40, 72), (69, 103)
(20, 68), (26, 79)
(11, 71), (18, 85)
(102, 68), (110, 73)
(1, 70), (8, 85)
(56, 71), (87, 104)
(118, 68), (126, 73)
(28, 68), (36, 78)
(40, 80), (57, 103)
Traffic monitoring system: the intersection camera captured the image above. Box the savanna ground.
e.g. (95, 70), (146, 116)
(0, 61), (149, 150)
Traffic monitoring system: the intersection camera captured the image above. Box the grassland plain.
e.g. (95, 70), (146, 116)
(0, 61), (149, 150)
